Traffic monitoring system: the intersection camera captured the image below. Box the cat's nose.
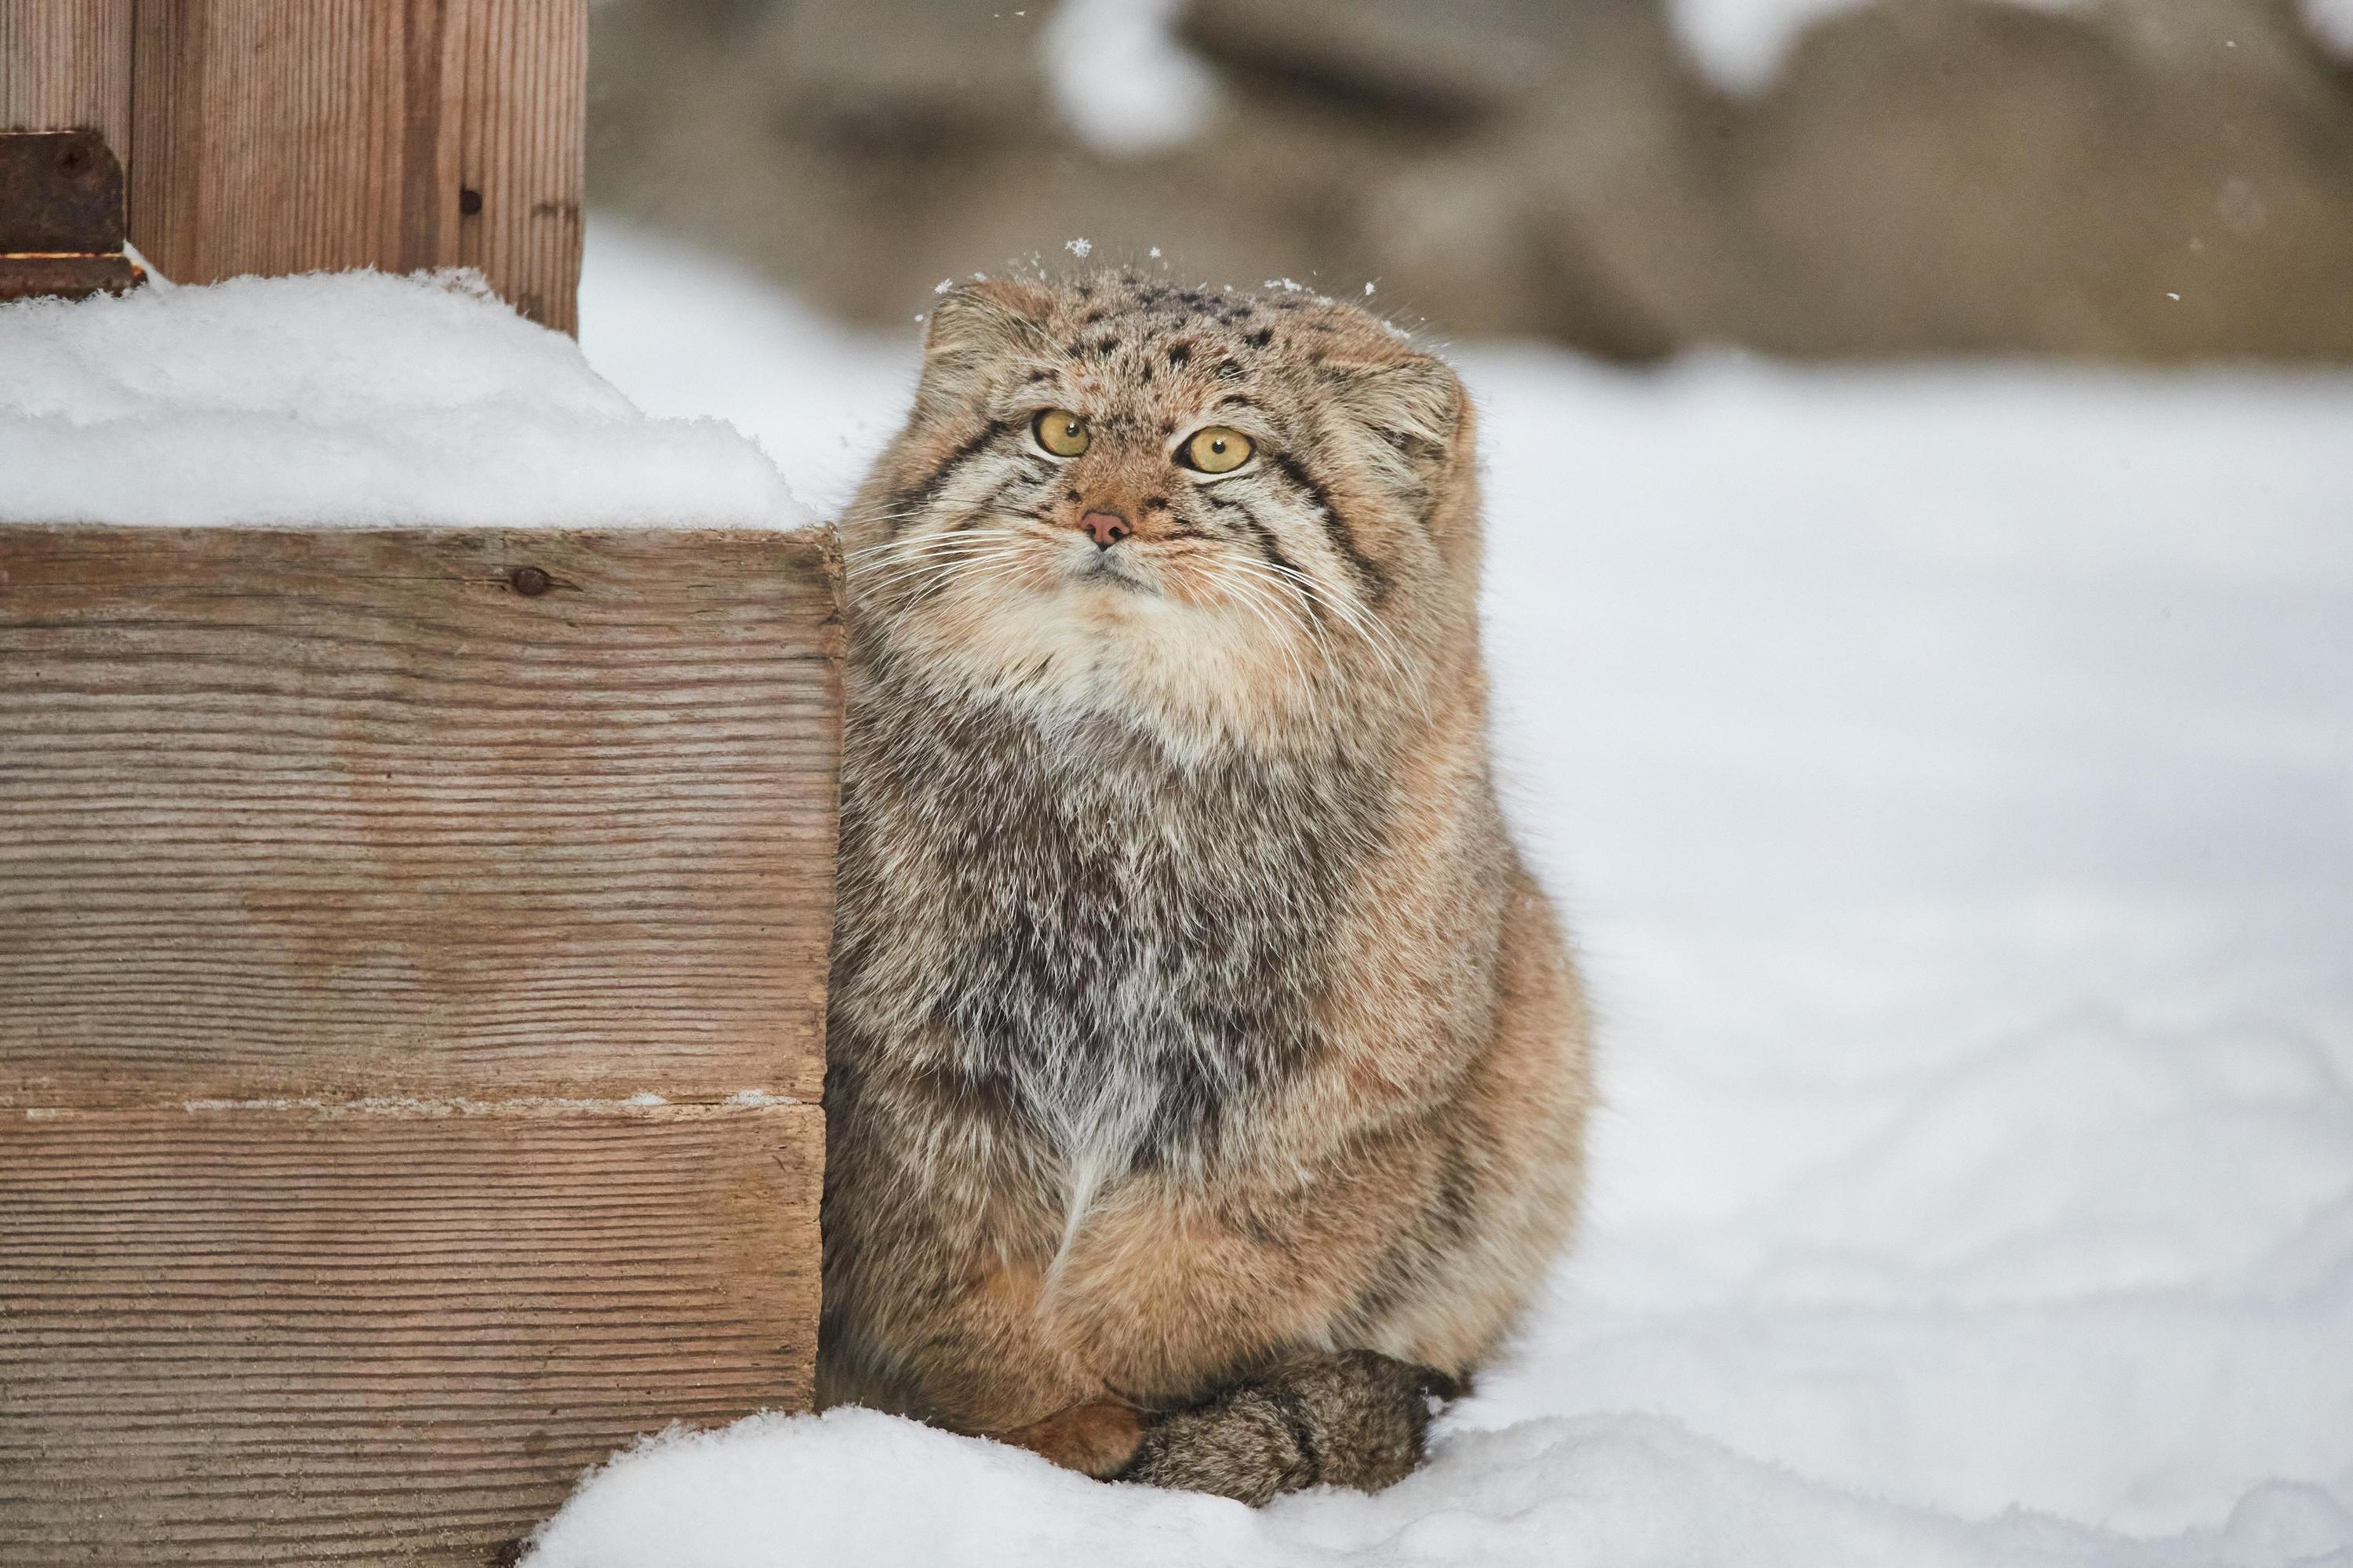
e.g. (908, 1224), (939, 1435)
(1081, 511), (1132, 549)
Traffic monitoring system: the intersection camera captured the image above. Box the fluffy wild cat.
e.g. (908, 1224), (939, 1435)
(819, 269), (1591, 1504)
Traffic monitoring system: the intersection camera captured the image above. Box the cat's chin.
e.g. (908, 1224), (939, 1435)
(880, 585), (1333, 755)
(1056, 547), (1160, 597)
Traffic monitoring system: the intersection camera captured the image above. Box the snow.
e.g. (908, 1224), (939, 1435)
(1667, 0), (1876, 89)
(562, 222), (2353, 1563)
(1672, 0), (2353, 84)
(1042, 0), (1223, 155)
(1667, 0), (2080, 90)
(518, 1406), (2353, 1568)
(2304, 0), (2353, 57)
(0, 267), (802, 529)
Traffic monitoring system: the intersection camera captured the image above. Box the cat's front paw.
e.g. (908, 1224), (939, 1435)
(1118, 1349), (1450, 1505)
(998, 1399), (1146, 1477)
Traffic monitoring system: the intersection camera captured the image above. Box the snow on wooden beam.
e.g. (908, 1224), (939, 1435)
(0, 525), (839, 1565)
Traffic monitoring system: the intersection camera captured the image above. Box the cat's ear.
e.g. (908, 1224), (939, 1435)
(917, 279), (1058, 414)
(1317, 346), (1472, 517)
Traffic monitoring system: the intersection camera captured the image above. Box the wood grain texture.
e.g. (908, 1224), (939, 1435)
(0, 523), (838, 1562)
(445, 0), (585, 331)
(125, 0), (584, 331)
(0, 0), (133, 155)
(127, 2), (405, 286)
(0, 526), (840, 1107)
(0, 1100), (821, 1566)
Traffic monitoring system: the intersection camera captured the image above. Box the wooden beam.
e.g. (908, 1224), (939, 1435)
(0, 525), (841, 1563)
(125, 4), (406, 288)
(444, 0), (585, 330)
(125, 0), (586, 332)
(0, 527), (837, 1107)
(0, 1100), (820, 1566)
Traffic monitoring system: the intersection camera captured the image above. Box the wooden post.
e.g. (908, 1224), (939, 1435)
(2, 0), (584, 331)
(0, 527), (840, 1565)
(0, 0), (131, 155)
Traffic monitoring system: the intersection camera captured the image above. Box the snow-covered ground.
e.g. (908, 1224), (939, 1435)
(528, 224), (2353, 1566)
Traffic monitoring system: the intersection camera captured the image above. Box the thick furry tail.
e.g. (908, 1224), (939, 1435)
(1118, 1349), (1457, 1506)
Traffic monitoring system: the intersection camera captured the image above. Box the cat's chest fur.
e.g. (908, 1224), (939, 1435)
(837, 678), (1384, 1170)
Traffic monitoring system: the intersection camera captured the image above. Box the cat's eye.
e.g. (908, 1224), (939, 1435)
(1181, 426), (1254, 475)
(1033, 409), (1090, 458)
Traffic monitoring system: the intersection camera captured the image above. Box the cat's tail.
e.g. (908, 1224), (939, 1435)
(1117, 1349), (1460, 1506)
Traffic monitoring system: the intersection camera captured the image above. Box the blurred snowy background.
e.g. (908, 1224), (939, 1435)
(587, 0), (2353, 361)
(531, 3), (2353, 1563)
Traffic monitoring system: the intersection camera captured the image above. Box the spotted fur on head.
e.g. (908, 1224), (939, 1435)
(842, 270), (1475, 759)
(819, 267), (1593, 1508)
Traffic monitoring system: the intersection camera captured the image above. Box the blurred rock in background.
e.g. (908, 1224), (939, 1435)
(587, 0), (2353, 360)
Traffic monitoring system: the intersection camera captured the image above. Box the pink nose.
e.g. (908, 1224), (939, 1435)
(1082, 511), (1132, 548)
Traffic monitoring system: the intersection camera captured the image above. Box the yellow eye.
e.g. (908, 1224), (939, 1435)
(1183, 426), (1254, 474)
(1033, 409), (1090, 457)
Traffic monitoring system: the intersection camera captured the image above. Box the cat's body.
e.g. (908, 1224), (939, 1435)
(819, 270), (1591, 1502)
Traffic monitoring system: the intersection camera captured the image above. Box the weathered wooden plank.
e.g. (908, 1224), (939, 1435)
(125, 0), (584, 332)
(0, 523), (837, 1560)
(0, 0), (133, 155)
(0, 1099), (821, 1566)
(0, 527), (839, 1107)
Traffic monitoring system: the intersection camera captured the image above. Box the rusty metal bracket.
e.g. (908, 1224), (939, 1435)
(0, 130), (145, 304)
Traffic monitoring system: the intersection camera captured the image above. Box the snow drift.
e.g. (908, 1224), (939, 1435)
(0, 268), (801, 529)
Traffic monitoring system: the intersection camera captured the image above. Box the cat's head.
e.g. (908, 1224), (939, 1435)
(842, 270), (1480, 750)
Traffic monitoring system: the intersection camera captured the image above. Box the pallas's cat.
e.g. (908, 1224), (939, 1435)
(820, 269), (1591, 1504)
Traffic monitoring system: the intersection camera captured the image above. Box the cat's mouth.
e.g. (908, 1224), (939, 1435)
(1070, 548), (1155, 594)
